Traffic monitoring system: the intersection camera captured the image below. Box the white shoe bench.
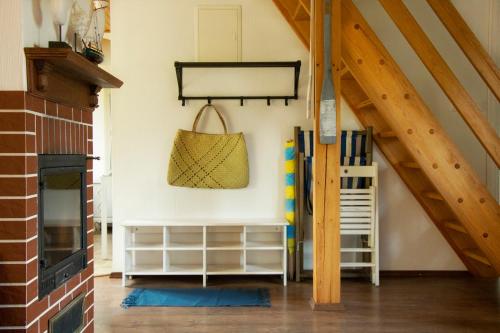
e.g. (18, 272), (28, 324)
(122, 219), (288, 287)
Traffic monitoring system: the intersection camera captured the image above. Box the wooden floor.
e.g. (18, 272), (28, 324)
(94, 275), (500, 333)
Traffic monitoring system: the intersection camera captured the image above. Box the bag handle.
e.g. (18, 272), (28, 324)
(192, 104), (228, 134)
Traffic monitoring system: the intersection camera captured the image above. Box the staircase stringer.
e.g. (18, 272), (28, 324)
(272, 0), (500, 276)
(340, 0), (500, 275)
(379, 0), (500, 167)
(272, 0), (309, 48)
(341, 73), (496, 277)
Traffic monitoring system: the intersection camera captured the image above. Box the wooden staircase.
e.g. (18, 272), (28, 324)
(273, 0), (500, 276)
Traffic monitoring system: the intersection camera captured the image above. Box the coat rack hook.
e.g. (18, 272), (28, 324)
(174, 61), (301, 106)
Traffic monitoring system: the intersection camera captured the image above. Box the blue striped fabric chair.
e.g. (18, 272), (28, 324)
(297, 130), (314, 215)
(293, 127), (375, 283)
(296, 127), (373, 212)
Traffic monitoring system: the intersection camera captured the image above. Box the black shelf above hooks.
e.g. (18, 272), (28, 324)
(174, 61), (301, 106)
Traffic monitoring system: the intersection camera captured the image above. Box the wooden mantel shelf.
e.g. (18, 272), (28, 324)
(25, 47), (123, 110)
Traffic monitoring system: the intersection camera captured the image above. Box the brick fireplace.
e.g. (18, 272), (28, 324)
(0, 91), (95, 332)
(0, 47), (121, 332)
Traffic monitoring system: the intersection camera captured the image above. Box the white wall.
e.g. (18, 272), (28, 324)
(110, 0), (498, 272)
(110, 0), (311, 272)
(0, 0), (25, 90)
(92, 39), (112, 219)
(92, 38), (111, 182)
(23, 0), (59, 48)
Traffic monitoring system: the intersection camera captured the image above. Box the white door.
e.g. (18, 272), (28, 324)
(196, 5), (242, 61)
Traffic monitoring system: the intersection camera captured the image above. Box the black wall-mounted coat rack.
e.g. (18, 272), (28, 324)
(174, 61), (301, 106)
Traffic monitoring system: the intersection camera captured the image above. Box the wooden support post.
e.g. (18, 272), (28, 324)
(379, 0), (500, 167)
(311, 0), (342, 309)
(426, 0), (500, 102)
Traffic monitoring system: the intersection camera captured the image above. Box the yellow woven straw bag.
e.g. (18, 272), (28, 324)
(167, 104), (249, 189)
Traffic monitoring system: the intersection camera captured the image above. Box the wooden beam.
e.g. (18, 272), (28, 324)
(341, 0), (500, 274)
(312, 0), (341, 307)
(379, 0), (500, 167)
(273, 0), (309, 48)
(426, 0), (500, 102)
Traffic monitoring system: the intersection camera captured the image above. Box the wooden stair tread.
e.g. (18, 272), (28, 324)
(443, 220), (467, 234)
(400, 161), (420, 169)
(340, 66), (350, 77)
(294, 1), (310, 21)
(299, 0), (311, 13)
(422, 191), (444, 201)
(463, 249), (492, 267)
(356, 99), (373, 110)
(377, 130), (397, 139)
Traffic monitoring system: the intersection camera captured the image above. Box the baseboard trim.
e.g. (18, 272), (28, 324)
(108, 270), (469, 280)
(379, 270), (470, 278)
(298, 270), (470, 280)
(309, 298), (345, 311)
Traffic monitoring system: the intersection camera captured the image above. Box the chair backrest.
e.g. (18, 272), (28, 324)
(340, 128), (373, 166)
(340, 187), (375, 235)
(295, 127), (373, 163)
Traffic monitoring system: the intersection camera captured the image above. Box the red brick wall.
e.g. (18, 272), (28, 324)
(0, 92), (94, 333)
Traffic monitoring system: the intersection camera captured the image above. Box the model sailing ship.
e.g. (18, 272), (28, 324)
(69, 0), (108, 64)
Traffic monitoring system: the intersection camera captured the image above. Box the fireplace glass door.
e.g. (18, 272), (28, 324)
(41, 170), (83, 268)
(38, 154), (87, 298)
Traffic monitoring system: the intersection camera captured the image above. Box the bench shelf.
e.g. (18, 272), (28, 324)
(122, 219), (288, 287)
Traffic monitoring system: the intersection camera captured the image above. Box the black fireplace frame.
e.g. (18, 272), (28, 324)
(38, 154), (87, 299)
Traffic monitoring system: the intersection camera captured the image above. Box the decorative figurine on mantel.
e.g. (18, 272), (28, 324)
(49, 0), (73, 48)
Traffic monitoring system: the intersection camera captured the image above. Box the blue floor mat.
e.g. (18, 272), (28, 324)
(121, 288), (271, 308)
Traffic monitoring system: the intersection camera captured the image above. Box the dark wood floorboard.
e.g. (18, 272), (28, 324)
(94, 275), (500, 333)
